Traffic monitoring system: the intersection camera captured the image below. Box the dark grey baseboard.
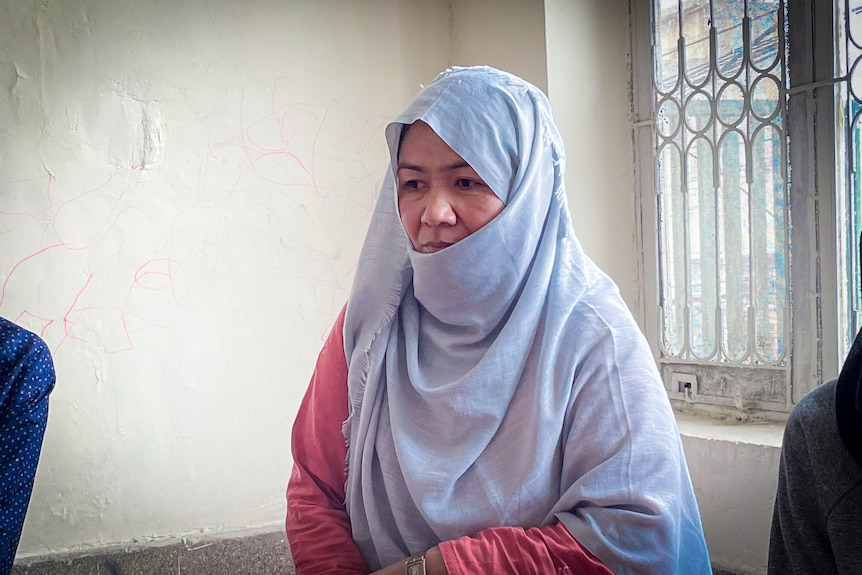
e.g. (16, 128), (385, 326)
(13, 529), (296, 575)
(14, 531), (750, 575)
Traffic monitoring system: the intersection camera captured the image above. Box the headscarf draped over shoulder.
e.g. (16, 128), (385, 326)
(342, 66), (711, 574)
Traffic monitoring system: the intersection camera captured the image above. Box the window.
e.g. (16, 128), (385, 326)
(631, 0), (842, 416)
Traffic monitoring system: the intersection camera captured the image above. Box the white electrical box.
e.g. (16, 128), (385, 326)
(671, 372), (698, 401)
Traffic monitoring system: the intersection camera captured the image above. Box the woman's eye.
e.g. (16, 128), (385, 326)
(400, 180), (420, 191)
(457, 178), (474, 189)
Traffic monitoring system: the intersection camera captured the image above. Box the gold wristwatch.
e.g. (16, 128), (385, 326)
(404, 553), (426, 575)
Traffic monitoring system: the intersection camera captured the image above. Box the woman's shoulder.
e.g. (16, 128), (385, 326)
(786, 379), (837, 434)
(783, 380), (862, 502)
(0, 316), (53, 370)
(560, 280), (651, 361)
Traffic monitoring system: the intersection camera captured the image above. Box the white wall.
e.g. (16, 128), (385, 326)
(544, 0), (640, 315)
(3, 0), (552, 558)
(449, 0), (548, 93)
(2, 0), (450, 556)
(680, 419), (782, 574)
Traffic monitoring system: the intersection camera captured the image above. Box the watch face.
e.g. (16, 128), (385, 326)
(405, 558), (425, 575)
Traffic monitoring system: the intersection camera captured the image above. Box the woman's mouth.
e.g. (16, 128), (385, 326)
(421, 241), (452, 253)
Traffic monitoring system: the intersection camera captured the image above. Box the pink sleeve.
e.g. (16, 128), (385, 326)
(286, 305), (370, 575)
(438, 523), (615, 575)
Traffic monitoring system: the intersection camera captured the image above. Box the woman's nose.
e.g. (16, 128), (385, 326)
(420, 189), (457, 226)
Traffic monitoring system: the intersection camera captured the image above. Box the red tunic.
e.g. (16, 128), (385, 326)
(286, 306), (614, 575)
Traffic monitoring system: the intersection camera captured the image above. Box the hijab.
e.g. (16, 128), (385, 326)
(342, 66), (711, 574)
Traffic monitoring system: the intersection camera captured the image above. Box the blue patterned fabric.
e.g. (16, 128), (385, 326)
(0, 318), (55, 575)
(343, 66), (712, 573)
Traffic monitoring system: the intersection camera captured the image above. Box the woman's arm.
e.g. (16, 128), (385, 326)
(286, 305), (369, 575)
(369, 523), (613, 575)
(437, 524), (613, 575)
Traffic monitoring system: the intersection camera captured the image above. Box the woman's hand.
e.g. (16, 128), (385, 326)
(368, 546), (448, 575)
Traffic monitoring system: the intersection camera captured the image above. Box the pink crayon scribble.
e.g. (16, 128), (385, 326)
(13, 310), (55, 339)
(0, 243), (64, 309)
(56, 272), (95, 349)
(50, 165), (142, 250)
(131, 258), (176, 294)
(3, 78), (383, 355)
(0, 166), (157, 353)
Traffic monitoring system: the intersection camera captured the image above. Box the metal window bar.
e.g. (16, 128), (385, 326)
(652, 0), (790, 370)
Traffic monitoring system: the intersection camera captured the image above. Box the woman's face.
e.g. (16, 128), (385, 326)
(396, 121), (505, 254)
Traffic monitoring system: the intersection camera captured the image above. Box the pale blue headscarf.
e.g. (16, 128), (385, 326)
(342, 66), (711, 574)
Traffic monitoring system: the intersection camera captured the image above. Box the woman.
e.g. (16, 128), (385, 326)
(768, 326), (862, 573)
(286, 66), (711, 575)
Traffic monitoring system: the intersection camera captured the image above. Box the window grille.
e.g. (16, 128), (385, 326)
(649, 0), (791, 411)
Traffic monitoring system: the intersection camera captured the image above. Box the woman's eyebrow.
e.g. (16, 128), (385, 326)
(397, 161), (471, 172)
(396, 162), (425, 172)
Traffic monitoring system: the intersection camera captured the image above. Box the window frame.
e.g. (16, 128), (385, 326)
(630, 0), (841, 415)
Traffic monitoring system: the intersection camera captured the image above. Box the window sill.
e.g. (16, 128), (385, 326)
(675, 413), (785, 448)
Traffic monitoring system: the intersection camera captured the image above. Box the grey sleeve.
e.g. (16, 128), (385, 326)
(768, 384), (838, 575)
(830, 490), (862, 574)
(768, 388), (839, 575)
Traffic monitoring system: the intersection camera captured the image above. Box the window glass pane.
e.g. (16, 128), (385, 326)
(659, 144), (686, 355)
(751, 125), (786, 362)
(717, 82), (745, 126)
(656, 0), (681, 94)
(652, 0), (788, 366)
(850, 0), (862, 45)
(682, 0), (712, 86)
(718, 129), (750, 361)
(749, 0), (781, 71)
(840, 0), (862, 354)
(715, 0), (744, 79)
(687, 137), (718, 358)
